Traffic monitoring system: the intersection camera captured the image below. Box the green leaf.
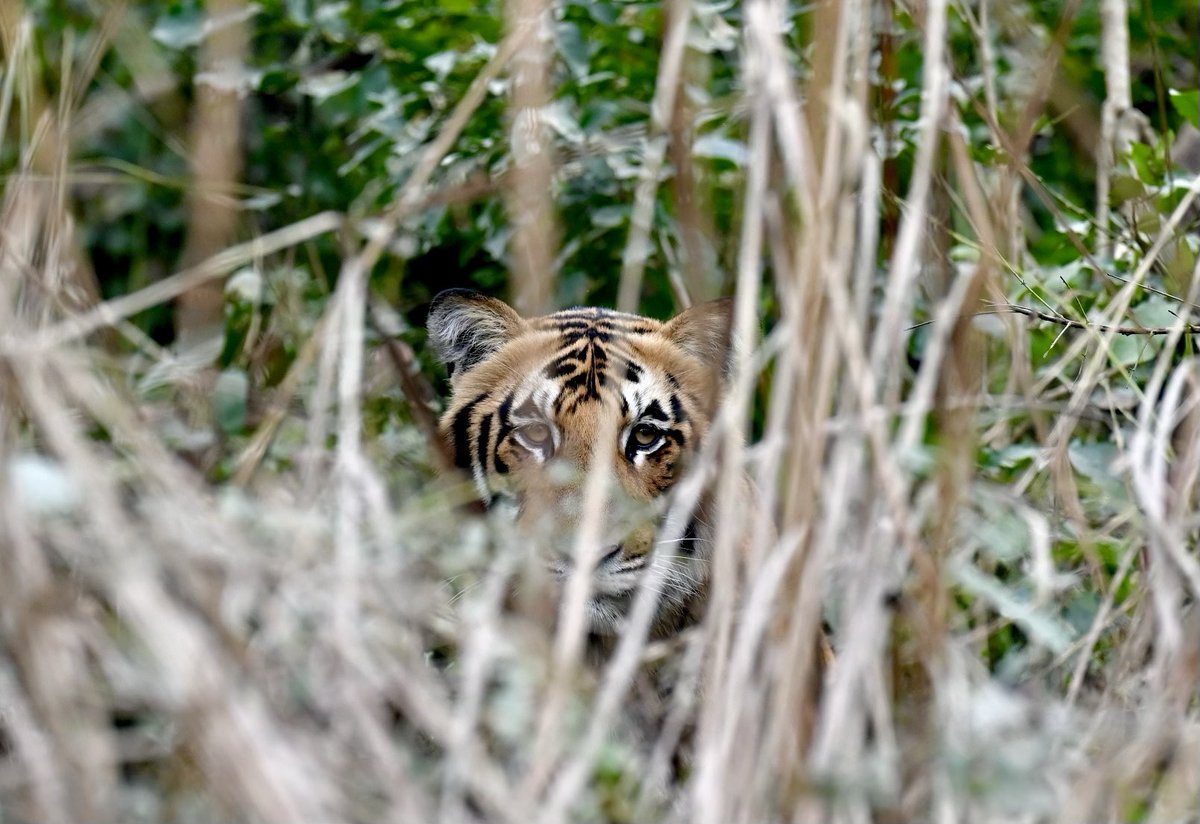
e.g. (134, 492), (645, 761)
(296, 71), (361, 102)
(557, 22), (589, 80)
(973, 500), (1030, 563)
(1063, 590), (1100, 634)
(213, 370), (249, 435)
(1163, 238), (1199, 298)
(1128, 141), (1161, 183)
(591, 205), (627, 229)
(151, 9), (206, 49)
(583, 1), (618, 25)
(950, 560), (1075, 654)
(1109, 173), (1147, 206)
(1169, 88), (1200, 128)
(424, 51), (458, 79)
(1068, 441), (1129, 505)
(692, 133), (748, 165)
(1107, 332), (1157, 367)
(1131, 294), (1178, 329)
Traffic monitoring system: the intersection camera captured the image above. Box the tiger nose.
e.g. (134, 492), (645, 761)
(620, 526), (654, 558)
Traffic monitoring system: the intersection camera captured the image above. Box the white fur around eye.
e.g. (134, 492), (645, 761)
(619, 372), (673, 466)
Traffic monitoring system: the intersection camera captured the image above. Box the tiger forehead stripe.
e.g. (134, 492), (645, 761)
(539, 305), (648, 321)
(514, 307), (677, 416)
(642, 399), (669, 422)
(531, 310), (657, 336)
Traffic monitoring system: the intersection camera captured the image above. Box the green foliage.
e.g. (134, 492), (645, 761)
(30, 0), (759, 335)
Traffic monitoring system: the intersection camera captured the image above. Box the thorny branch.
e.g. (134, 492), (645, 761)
(995, 302), (1200, 335)
(908, 302), (1200, 336)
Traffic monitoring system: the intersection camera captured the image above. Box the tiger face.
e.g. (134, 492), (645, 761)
(427, 289), (731, 635)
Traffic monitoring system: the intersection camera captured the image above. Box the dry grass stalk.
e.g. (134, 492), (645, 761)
(1095, 0), (1132, 262)
(504, 0), (557, 316)
(173, 0), (249, 342)
(615, 0), (692, 313)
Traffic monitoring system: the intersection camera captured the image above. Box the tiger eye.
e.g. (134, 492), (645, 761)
(522, 423), (551, 445)
(633, 424), (660, 446)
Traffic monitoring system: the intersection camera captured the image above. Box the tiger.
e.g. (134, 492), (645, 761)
(426, 288), (741, 638)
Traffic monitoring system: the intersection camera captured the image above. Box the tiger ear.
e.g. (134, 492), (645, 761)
(427, 289), (525, 379)
(661, 297), (734, 372)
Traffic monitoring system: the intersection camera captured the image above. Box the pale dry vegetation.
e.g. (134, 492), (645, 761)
(2, 0), (1200, 823)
